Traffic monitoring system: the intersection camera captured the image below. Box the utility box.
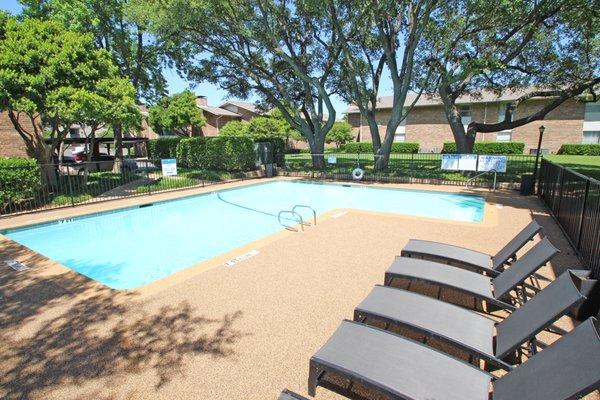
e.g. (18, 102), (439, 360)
(520, 174), (534, 196)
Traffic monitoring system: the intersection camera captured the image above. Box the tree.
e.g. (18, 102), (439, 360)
(141, 0), (340, 168)
(326, 122), (353, 149)
(147, 91), (206, 136)
(421, 0), (600, 153)
(0, 17), (140, 164)
(246, 117), (288, 140)
(19, 0), (168, 102)
(270, 108), (304, 145)
(219, 120), (249, 137)
(329, 0), (438, 169)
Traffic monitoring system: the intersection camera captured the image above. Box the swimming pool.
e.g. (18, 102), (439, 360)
(2, 181), (484, 289)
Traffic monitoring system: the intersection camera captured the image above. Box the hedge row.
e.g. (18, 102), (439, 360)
(442, 142), (525, 154)
(147, 136), (180, 159)
(341, 142), (420, 153)
(176, 137), (256, 171)
(0, 158), (41, 207)
(558, 144), (600, 156)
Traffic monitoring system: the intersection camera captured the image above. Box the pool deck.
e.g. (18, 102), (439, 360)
(0, 177), (598, 400)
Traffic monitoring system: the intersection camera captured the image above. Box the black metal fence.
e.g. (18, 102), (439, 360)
(283, 152), (536, 187)
(538, 158), (600, 278)
(0, 159), (254, 217)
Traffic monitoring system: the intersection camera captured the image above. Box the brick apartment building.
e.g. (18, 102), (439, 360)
(139, 96), (261, 139)
(346, 90), (600, 153)
(0, 97), (262, 158)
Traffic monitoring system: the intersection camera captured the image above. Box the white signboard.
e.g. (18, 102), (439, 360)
(441, 154), (460, 170)
(161, 159), (177, 176)
(327, 156), (337, 164)
(441, 154), (477, 171)
(458, 154), (478, 171)
(478, 155), (507, 173)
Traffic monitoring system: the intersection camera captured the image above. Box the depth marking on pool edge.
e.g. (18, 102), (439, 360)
(5, 259), (28, 272)
(224, 250), (260, 267)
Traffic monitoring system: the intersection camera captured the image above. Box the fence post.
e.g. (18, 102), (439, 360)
(576, 179), (590, 250)
(410, 153), (415, 183)
(555, 168), (565, 217)
(66, 165), (75, 207)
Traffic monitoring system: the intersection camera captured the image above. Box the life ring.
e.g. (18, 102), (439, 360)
(352, 168), (364, 181)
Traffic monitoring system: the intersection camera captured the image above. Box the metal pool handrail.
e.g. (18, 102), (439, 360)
(278, 210), (305, 232)
(292, 205), (317, 226)
(466, 169), (497, 191)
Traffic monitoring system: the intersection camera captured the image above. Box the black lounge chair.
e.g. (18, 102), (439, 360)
(354, 270), (592, 370)
(278, 389), (308, 400)
(385, 237), (559, 310)
(309, 317), (600, 400)
(400, 220), (542, 274)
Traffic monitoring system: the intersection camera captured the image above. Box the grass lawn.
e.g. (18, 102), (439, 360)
(545, 155), (600, 180)
(50, 171), (139, 206)
(134, 169), (248, 194)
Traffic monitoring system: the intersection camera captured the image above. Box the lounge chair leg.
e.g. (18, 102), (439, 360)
(308, 360), (323, 397)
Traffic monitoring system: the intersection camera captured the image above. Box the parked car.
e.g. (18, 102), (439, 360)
(72, 151), (114, 162)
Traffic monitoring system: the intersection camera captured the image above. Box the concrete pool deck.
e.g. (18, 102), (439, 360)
(0, 178), (598, 399)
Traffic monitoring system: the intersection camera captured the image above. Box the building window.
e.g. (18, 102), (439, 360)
(496, 131), (512, 142)
(583, 102), (600, 134)
(496, 103), (512, 142)
(584, 102), (600, 122)
(459, 105), (471, 126)
(583, 131), (600, 144)
(394, 109), (407, 142)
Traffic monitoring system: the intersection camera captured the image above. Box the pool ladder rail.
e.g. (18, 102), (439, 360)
(278, 205), (317, 232)
(465, 169), (497, 191)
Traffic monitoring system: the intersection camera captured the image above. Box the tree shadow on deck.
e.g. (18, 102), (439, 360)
(0, 240), (246, 399)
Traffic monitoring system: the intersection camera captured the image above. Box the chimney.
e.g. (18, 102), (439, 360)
(195, 95), (208, 106)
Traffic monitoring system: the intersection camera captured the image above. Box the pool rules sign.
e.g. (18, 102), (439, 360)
(161, 159), (178, 176)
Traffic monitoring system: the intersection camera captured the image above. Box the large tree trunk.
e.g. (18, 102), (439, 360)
(374, 105), (404, 171)
(307, 134), (325, 169)
(112, 124), (123, 173)
(439, 86), (475, 153)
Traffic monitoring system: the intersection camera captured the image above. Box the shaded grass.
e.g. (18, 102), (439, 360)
(50, 171), (139, 206)
(179, 169), (246, 181)
(284, 153), (536, 184)
(135, 176), (198, 193)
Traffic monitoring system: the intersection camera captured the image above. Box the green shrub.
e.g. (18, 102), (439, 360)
(558, 144), (600, 156)
(391, 142), (419, 153)
(219, 120), (249, 137)
(147, 137), (181, 159)
(442, 141), (525, 154)
(176, 136), (255, 171)
(341, 142), (419, 153)
(0, 158), (41, 208)
(326, 122), (354, 149)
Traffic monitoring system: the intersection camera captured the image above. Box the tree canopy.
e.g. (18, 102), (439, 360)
(330, 0), (437, 168)
(419, 0), (600, 152)
(147, 90), (206, 136)
(141, 0), (341, 168)
(0, 17), (140, 163)
(19, 0), (169, 102)
(326, 121), (354, 149)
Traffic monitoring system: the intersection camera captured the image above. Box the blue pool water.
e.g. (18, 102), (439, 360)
(3, 181), (484, 289)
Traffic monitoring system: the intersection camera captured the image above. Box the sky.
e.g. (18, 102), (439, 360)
(0, 0), (387, 116)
